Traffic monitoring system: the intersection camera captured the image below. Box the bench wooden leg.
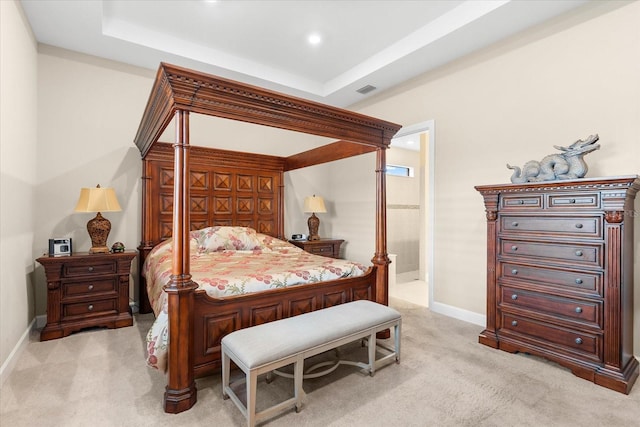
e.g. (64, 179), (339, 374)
(395, 321), (402, 363)
(247, 370), (258, 427)
(222, 350), (230, 400)
(294, 358), (304, 412)
(368, 331), (377, 377)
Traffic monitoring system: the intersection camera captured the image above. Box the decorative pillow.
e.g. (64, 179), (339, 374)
(195, 226), (264, 252)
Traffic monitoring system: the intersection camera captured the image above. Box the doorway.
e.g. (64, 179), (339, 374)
(387, 120), (434, 307)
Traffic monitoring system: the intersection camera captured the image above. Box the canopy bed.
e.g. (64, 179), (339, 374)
(134, 63), (402, 413)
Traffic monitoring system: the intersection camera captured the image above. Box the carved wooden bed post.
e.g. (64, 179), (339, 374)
(372, 146), (389, 306)
(164, 110), (198, 412)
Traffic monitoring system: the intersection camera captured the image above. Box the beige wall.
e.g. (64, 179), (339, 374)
(0, 0), (38, 378)
(352, 1), (640, 352)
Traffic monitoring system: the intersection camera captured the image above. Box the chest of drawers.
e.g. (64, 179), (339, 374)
(476, 176), (639, 394)
(36, 251), (136, 341)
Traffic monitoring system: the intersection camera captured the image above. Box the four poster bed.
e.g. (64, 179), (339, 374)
(134, 63), (402, 413)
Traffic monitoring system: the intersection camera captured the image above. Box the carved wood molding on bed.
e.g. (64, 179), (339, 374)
(134, 63), (402, 414)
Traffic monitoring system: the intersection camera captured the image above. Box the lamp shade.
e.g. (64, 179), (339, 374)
(303, 195), (326, 213)
(74, 185), (122, 213)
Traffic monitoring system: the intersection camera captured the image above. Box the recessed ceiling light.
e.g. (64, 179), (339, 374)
(307, 33), (322, 46)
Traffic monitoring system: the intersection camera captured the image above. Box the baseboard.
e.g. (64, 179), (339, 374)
(129, 301), (139, 314)
(430, 301), (486, 327)
(36, 314), (46, 329)
(0, 318), (36, 388)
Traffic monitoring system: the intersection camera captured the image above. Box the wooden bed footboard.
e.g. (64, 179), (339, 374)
(190, 267), (377, 377)
(160, 266), (377, 412)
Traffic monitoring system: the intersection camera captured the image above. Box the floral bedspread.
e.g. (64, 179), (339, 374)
(143, 227), (368, 372)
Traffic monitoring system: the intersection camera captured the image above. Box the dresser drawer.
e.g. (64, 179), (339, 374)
(547, 193), (600, 209)
(63, 278), (118, 299)
(500, 262), (602, 297)
(64, 261), (117, 277)
(501, 216), (601, 238)
(63, 298), (118, 319)
(501, 194), (543, 210)
(501, 313), (601, 359)
(500, 240), (602, 268)
(501, 287), (601, 328)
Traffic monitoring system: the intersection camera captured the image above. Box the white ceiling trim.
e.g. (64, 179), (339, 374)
(324, 0), (510, 96)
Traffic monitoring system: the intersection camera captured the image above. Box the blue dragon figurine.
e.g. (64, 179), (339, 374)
(507, 134), (600, 183)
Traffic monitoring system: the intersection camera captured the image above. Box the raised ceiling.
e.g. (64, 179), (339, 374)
(21, 0), (589, 109)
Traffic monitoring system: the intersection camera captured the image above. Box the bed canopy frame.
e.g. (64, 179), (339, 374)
(134, 63), (401, 413)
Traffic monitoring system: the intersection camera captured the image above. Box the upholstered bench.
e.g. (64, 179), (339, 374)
(221, 300), (402, 427)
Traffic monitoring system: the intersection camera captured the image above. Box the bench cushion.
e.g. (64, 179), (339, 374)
(221, 300), (400, 369)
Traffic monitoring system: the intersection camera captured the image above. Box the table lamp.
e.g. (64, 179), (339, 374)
(74, 184), (122, 254)
(303, 195), (326, 241)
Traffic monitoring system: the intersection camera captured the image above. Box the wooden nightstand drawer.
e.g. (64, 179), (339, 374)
(64, 261), (116, 277)
(307, 244), (334, 255)
(63, 298), (118, 319)
(63, 278), (117, 298)
(288, 238), (344, 259)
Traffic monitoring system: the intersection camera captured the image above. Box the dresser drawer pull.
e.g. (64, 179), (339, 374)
(575, 250), (583, 257)
(511, 221), (519, 227)
(511, 245), (518, 251)
(511, 320), (518, 327)
(88, 284), (94, 291)
(575, 278), (583, 284)
(88, 304), (94, 311)
(511, 269), (518, 275)
(88, 266), (94, 272)
(575, 307), (583, 314)
(575, 223), (583, 229)
(569, 199), (576, 204)
(575, 337), (583, 345)
(511, 294), (518, 300)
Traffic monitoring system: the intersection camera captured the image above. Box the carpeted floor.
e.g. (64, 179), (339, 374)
(1, 298), (638, 426)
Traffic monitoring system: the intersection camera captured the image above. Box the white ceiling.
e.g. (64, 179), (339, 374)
(21, 0), (589, 113)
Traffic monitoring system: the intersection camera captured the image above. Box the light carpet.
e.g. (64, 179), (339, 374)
(1, 298), (638, 426)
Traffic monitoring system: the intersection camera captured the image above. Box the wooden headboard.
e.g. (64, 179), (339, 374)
(141, 141), (285, 245)
(138, 142), (286, 312)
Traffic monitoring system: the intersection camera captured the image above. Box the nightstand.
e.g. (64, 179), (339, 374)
(288, 238), (344, 259)
(36, 251), (136, 341)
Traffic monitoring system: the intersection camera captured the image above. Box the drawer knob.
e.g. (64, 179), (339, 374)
(575, 337), (583, 345)
(511, 245), (518, 251)
(575, 307), (583, 314)
(511, 294), (518, 300)
(511, 269), (518, 275)
(88, 284), (94, 291)
(575, 223), (583, 229)
(517, 200), (524, 205)
(569, 198), (576, 204)
(511, 320), (518, 327)
(575, 278), (583, 285)
(575, 250), (583, 257)
(511, 222), (519, 227)
(88, 304), (94, 311)
(88, 266), (94, 272)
